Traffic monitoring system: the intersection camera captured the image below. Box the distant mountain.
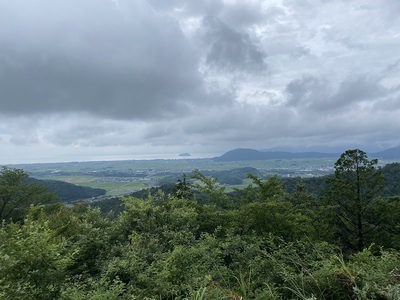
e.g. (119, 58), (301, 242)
(214, 146), (400, 162)
(371, 146), (400, 159)
(213, 148), (340, 162)
(179, 153), (191, 157)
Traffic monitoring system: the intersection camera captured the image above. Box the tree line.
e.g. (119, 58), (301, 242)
(0, 149), (400, 299)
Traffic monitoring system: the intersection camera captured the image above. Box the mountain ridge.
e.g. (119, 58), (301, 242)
(213, 146), (400, 162)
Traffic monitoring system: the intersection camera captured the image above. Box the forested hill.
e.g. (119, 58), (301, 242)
(213, 148), (340, 161)
(27, 178), (106, 202)
(214, 146), (400, 161)
(2, 152), (400, 298)
(373, 145), (400, 159)
(283, 162), (400, 197)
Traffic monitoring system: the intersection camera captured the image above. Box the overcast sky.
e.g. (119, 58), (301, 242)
(1, 0), (400, 164)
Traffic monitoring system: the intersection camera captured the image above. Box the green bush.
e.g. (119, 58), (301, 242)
(0, 206), (72, 299)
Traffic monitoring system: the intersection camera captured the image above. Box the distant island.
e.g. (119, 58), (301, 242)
(179, 153), (191, 157)
(213, 146), (400, 162)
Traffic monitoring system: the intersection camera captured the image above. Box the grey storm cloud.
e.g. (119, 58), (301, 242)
(202, 16), (267, 73)
(0, 0), (203, 119)
(1, 0), (400, 163)
(286, 75), (389, 113)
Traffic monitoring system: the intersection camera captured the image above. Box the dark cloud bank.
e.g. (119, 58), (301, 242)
(1, 0), (400, 163)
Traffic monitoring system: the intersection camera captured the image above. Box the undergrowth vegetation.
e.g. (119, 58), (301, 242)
(1, 153), (400, 299)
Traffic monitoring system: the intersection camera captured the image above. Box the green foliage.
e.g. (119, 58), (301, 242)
(284, 161), (400, 199)
(200, 167), (261, 185)
(60, 275), (126, 300)
(238, 200), (314, 239)
(0, 206), (72, 299)
(0, 166), (54, 221)
(38, 178), (106, 202)
(363, 197), (400, 249)
(1, 155), (400, 299)
(283, 175), (328, 198)
(331, 247), (400, 299)
(190, 169), (231, 208)
(325, 149), (384, 252)
(243, 174), (285, 203)
(173, 173), (194, 200)
(382, 162), (400, 196)
(117, 193), (199, 247)
(91, 196), (124, 217)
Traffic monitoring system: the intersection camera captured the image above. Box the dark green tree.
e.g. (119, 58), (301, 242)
(0, 167), (54, 222)
(326, 149), (383, 252)
(172, 173), (193, 200)
(245, 174), (284, 203)
(0, 206), (72, 299)
(190, 169), (230, 208)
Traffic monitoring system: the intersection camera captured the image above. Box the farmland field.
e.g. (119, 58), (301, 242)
(9, 156), (399, 196)
(10, 158), (337, 195)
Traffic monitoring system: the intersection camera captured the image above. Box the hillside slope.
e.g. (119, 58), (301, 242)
(214, 146), (400, 162)
(213, 148), (339, 162)
(28, 178), (106, 202)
